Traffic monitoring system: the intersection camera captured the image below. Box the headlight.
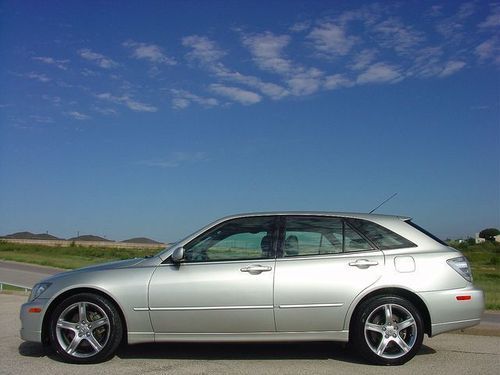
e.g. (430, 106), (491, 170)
(28, 282), (51, 302)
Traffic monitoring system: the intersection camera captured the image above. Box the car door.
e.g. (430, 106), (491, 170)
(273, 215), (385, 332)
(148, 215), (278, 334)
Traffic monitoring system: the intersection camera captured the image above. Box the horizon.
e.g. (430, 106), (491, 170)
(0, 230), (166, 243)
(1, 1), (499, 243)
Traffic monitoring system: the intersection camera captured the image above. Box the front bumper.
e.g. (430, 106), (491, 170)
(419, 285), (484, 336)
(20, 298), (50, 343)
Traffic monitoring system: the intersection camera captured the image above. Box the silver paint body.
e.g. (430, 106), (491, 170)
(20, 212), (484, 345)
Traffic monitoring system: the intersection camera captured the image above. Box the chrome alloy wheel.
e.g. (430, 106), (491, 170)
(363, 303), (417, 359)
(55, 301), (111, 358)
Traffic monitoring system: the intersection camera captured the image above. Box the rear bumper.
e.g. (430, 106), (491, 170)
(418, 285), (484, 336)
(20, 298), (50, 343)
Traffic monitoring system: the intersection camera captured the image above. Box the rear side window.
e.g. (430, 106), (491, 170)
(347, 219), (417, 250)
(405, 220), (448, 246)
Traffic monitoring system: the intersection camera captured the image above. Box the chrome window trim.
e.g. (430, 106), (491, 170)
(159, 258), (276, 267)
(141, 305), (273, 311)
(275, 249), (384, 262)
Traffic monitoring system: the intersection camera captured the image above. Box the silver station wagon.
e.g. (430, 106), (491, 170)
(20, 212), (484, 365)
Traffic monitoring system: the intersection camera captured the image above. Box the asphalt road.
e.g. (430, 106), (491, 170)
(0, 260), (62, 288)
(1, 294), (499, 375)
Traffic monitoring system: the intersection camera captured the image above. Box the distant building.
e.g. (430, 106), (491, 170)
(475, 232), (500, 243)
(475, 233), (486, 244)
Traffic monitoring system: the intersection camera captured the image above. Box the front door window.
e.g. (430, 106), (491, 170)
(184, 216), (276, 262)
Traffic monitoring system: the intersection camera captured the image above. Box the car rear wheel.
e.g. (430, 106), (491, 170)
(351, 295), (424, 365)
(49, 292), (123, 363)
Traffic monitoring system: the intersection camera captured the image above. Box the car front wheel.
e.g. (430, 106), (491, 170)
(351, 295), (424, 365)
(49, 292), (123, 363)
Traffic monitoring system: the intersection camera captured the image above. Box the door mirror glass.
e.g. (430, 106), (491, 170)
(171, 247), (184, 263)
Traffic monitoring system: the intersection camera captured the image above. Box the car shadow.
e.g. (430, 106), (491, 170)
(116, 341), (436, 364)
(18, 341), (47, 358)
(19, 341), (436, 364)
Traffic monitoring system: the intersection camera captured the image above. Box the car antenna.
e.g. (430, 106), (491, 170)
(369, 193), (398, 214)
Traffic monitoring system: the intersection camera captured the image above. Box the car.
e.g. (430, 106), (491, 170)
(20, 212), (484, 365)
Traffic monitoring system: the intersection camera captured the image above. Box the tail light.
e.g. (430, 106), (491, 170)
(447, 256), (473, 282)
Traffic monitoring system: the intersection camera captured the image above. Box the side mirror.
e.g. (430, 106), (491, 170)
(171, 247), (184, 263)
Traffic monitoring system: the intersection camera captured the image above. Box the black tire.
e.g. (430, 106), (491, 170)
(49, 292), (123, 364)
(351, 295), (424, 365)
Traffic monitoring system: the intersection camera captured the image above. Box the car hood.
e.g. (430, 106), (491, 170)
(43, 258), (146, 282)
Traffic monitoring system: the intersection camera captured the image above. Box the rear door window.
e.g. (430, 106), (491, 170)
(282, 216), (375, 257)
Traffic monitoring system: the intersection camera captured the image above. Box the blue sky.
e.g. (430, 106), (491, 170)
(0, 0), (499, 242)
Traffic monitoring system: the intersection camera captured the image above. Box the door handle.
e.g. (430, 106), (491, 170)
(240, 265), (273, 274)
(348, 259), (379, 269)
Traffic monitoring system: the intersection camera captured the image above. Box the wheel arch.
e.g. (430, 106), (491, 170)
(346, 287), (432, 338)
(41, 287), (128, 346)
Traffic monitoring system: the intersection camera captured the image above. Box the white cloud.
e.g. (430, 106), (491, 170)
(122, 98), (157, 112)
(41, 95), (62, 106)
(336, 3), (383, 26)
(428, 5), (443, 17)
(213, 65), (289, 99)
(138, 152), (207, 168)
(324, 74), (354, 90)
(55, 80), (75, 88)
(286, 68), (323, 96)
(29, 115), (54, 124)
(210, 84), (262, 105)
(96, 93), (157, 112)
(475, 37), (500, 65)
(81, 68), (100, 77)
(307, 22), (357, 57)
(47, 4), (497, 112)
(66, 111), (90, 120)
(436, 2), (476, 41)
(242, 32), (293, 74)
(290, 20), (311, 33)
(78, 49), (117, 69)
(241, 32), (325, 96)
(439, 60), (466, 77)
(32, 56), (69, 70)
(181, 35), (289, 100)
(350, 49), (377, 71)
(170, 89), (218, 109)
(123, 40), (176, 65)
(182, 35), (226, 64)
(409, 49), (466, 79)
(373, 18), (425, 54)
(172, 97), (190, 109)
(357, 63), (402, 84)
(479, 4), (500, 29)
(22, 72), (51, 82)
(408, 47), (444, 78)
(92, 106), (118, 116)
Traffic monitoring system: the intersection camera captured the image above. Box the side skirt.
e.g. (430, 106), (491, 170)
(153, 330), (349, 343)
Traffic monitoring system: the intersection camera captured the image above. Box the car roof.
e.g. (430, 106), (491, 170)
(218, 211), (412, 223)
